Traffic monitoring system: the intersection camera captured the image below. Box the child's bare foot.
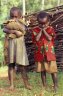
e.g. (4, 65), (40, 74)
(0, 88), (3, 91)
(54, 86), (58, 93)
(9, 85), (14, 90)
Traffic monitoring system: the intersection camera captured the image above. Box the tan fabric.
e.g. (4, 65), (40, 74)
(8, 36), (29, 66)
(3, 19), (26, 39)
(3, 19), (26, 32)
(36, 61), (57, 73)
(4, 35), (9, 64)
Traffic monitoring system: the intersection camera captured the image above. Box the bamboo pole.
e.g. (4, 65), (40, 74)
(57, 0), (60, 6)
(41, 0), (45, 10)
(22, 0), (26, 16)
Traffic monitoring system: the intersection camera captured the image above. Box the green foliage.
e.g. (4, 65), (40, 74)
(0, 0), (63, 20)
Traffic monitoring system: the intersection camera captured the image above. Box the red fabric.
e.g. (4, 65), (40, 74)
(32, 26), (56, 62)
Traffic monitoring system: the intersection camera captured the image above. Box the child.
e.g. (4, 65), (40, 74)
(32, 11), (58, 92)
(3, 7), (32, 90)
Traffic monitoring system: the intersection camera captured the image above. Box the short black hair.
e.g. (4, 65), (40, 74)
(37, 11), (49, 21)
(10, 7), (21, 18)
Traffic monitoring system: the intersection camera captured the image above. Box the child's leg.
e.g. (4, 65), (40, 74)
(47, 61), (58, 92)
(41, 71), (46, 88)
(19, 65), (32, 90)
(51, 73), (58, 92)
(36, 62), (47, 88)
(8, 63), (15, 89)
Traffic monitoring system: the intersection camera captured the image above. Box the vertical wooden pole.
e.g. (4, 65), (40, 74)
(57, 0), (60, 6)
(22, 0), (26, 20)
(41, 0), (45, 10)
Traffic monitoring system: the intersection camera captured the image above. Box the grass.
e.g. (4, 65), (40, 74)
(0, 66), (63, 96)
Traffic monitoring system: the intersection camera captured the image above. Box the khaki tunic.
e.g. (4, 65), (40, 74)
(36, 61), (57, 73)
(8, 36), (29, 66)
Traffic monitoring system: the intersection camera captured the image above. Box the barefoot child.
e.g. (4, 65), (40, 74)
(3, 7), (32, 90)
(32, 11), (58, 92)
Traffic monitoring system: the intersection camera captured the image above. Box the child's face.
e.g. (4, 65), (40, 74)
(12, 11), (21, 19)
(38, 16), (48, 25)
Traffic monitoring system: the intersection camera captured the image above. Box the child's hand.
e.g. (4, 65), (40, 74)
(42, 28), (52, 41)
(42, 28), (46, 33)
(15, 31), (24, 37)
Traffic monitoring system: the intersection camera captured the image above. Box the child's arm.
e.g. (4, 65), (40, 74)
(3, 28), (25, 38)
(15, 31), (24, 37)
(42, 28), (52, 41)
(3, 28), (15, 34)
